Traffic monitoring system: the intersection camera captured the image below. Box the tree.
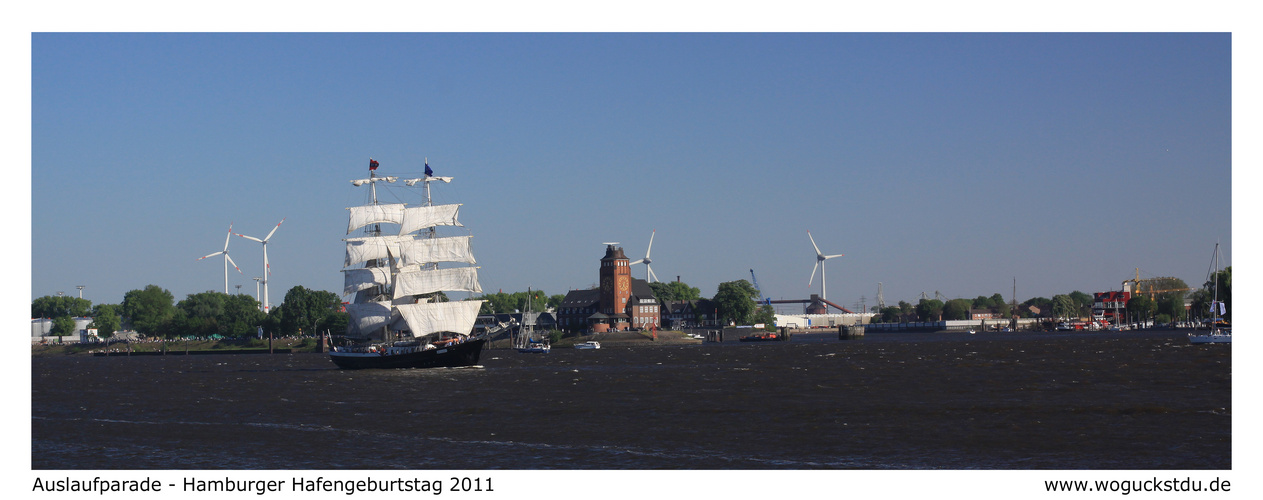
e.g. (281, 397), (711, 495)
(1023, 297), (1053, 317)
(942, 299), (973, 320)
(752, 304), (776, 329)
(277, 286), (342, 336)
(1051, 294), (1077, 320)
(222, 293), (267, 337)
(477, 290), (552, 314)
(898, 301), (913, 321)
(121, 285), (176, 337)
(994, 301), (1011, 319)
(32, 295), (93, 319)
(914, 299), (944, 322)
(1069, 291), (1093, 318)
(1156, 293), (1186, 323)
(177, 291), (227, 337)
(713, 279), (759, 325)
(876, 306), (902, 323)
(51, 315), (76, 336)
(89, 304), (121, 339)
(649, 281), (701, 302)
(1126, 295), (1155, 325)
(1189, 288), (1212, 323)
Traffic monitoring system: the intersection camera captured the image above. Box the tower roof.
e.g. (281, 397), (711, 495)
(602, 244), (628, 261)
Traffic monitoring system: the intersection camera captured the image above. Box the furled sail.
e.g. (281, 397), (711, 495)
(399, 204), (462, 235)
(393, 267), (483, 298)
(346, 301), (393, 336)
(396, 236), (476, 267)
(347, 203), (405, 234)
(342, 267), (392, 296)
(394, 300), (485, 338)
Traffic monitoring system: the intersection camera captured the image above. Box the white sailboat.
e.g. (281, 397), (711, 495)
(1189, 242), (1231, 345)
(330, 158), (488, 369)
(516, 288), (550, 353)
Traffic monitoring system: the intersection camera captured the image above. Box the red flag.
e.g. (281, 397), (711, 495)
(369, 158), (379, 170)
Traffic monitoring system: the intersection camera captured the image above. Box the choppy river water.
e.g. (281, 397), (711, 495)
(32, 330), (1230, 469)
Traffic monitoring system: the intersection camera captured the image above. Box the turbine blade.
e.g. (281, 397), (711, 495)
(236, 233), (264, 243)
(825, 253), (845, 259)
(809, 261), (819, 286)
(645, 229), (655, 258)
(629, 259), (645, 266)
(225, 254), (244, 274)
(223, 224), (234, 251)
(808, 230), (822, 256)
(198, 251), (224, 261)
(264, 217), (286, 241)
(264, 247), (270, 276)
(647, 265), (658, 283)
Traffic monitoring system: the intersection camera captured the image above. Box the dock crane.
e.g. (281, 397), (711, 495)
(1122, 268), (1193, 298)
(749, 269), (771, 305)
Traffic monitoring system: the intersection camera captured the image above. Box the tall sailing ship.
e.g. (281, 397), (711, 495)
(329, 158), (487, 369)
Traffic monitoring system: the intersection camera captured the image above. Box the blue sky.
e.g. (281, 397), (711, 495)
(29, 32), (1234, 311)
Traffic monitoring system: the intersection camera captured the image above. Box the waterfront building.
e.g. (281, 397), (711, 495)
(970, 309), (999, 320)
(660, 299), (720, 328)
(558, 244), (660, 332)
(1092, 291), (1130, 323)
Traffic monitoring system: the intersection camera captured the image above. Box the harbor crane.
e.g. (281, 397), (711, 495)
(1122, 268), (1194, 298)
(749, 269), (770, 305)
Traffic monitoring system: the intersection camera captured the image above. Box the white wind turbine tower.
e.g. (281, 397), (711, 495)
(807, 230), (845, 301)
(629, 229), (659, 282)
(236, 218), (286, 311)
(197, 223), (244, 294)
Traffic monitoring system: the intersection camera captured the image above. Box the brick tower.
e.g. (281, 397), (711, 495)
(599, 244), (632, 317)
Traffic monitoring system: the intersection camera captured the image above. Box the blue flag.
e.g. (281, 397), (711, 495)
(424, 161), (433, 177)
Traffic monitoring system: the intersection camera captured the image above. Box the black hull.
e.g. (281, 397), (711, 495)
(329, 338), (486, 369)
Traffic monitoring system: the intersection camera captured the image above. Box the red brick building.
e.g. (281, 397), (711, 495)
(558, 244), (660, 332)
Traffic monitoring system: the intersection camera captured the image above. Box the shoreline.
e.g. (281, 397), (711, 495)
(32, 327), (1207, 357)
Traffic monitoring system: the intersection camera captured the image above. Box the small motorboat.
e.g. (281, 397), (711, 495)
(574, 341), (601, 350)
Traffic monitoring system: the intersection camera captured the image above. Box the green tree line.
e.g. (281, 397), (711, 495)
(34, 284), (348, 340)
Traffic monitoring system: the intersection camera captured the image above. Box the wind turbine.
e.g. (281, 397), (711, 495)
(629, 229), (659, 282)
(807, 230), (845, 301)
(197, 223), (243, 294)
(236, 218), (286, 311)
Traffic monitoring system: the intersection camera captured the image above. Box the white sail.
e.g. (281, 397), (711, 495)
(397, 236), (476, 267)
(346, 301), (393, 336)
(347, 203), (406, 234)
(399, 204), (462, 235)
(344, 235), (416, 267)
(395, 300), (484, 337)
(393, 267), (483, 298)
(342, 267), (392, 296)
